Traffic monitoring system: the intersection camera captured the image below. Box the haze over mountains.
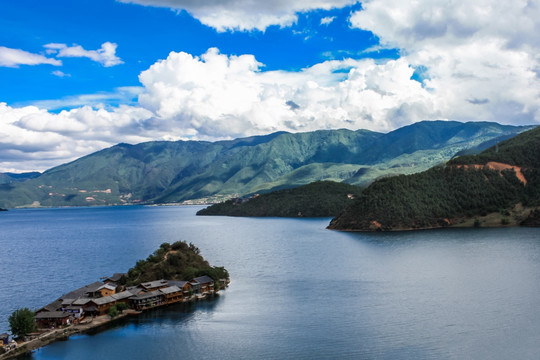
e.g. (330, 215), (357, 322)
(0, 120), (534, 209)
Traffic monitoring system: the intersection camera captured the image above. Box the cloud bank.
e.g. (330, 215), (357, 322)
(350, 0), (540, 123)
(117, 0), (358, 31)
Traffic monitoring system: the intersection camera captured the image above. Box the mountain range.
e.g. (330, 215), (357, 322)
(0, 120), (534, 209)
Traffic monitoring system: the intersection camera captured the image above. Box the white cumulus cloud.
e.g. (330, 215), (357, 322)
(117, 0), (358, 31)
(350, 0), (540, 124)
(0, 46), (62, 68)
(137, 48), (435, 138)
(44, 42), (123, 67)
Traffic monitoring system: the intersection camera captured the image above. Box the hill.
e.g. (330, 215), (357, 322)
(123, 241), (229, 286)
(328, 126), (540, 231)
(197, 181), (362, 217)
(0, 121), (533, 209)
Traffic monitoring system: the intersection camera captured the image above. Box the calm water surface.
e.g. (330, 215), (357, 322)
(0, 206), (539, 359)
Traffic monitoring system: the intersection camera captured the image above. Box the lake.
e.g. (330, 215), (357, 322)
(1, 206), (539, 359)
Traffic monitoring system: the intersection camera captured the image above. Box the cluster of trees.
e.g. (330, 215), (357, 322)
(197, 181), (362, 217)
(124, 241), (229, 286)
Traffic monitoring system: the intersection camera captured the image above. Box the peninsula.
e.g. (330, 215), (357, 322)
(329, 125), (540, 231)
(1, 241), (229, 359)
(197, 181), (362, 217)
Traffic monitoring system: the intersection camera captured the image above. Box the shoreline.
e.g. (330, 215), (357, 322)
(0, 310), (136, 359)
(0, 294), (219, 359)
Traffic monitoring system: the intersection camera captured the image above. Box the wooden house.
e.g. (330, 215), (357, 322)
(89, 290), (134, 315)
(160, 286), (183, 304)
(35, 311), (73, 329)
(63, 306), (84, 319)
(140, 279), (169, 292)
(102, 273), (126, 285)
(95, 283), (117, 297)
(129, 290), (165, 311)
(192, 276), (215, 295)
(167, 280), (192, 298)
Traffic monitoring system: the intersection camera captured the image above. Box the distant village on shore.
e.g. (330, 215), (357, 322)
(1, 272), (229, 358)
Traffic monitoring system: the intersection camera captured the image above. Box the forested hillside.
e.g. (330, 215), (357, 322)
(197, 181), (362, 217)
(328, 126), (540, 231)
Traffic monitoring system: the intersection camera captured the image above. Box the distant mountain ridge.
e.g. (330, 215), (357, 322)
(328, 125), (540, 231)
(0, 121), (534, 209)
(0, 172), (41, 184)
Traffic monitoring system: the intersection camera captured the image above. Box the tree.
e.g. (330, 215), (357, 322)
(108, 305), (119, 318)
(116, 302), (129, 313)
(9, 308), (36, 338)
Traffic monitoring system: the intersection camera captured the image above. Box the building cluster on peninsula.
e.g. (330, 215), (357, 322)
(33, 273), (229, 329)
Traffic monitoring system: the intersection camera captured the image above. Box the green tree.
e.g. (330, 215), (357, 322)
(9, 308), (36, 338)
(108, 305), (119, 318)
(116, 302), (129, 313)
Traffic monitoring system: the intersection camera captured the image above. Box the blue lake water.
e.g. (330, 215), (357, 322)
(0, 206), (539, 359)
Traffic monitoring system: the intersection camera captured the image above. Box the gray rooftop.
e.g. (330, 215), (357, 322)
(111, 290), (134, 301)
(35, 311), (71, 319)
(141, 279), (169, 290)
(72, 298), (92, 306)
(38, 299), (62, 313)
(160, 286), (181, 295)
(61, 298), (76, 306)
(97, 283), (117, 291)
(167, 280), (189, 288)
(62, 281), (104, 299)
(129, 290), (163, 300)
(103, 273), (126, 282)
(193, 275), (214, 285)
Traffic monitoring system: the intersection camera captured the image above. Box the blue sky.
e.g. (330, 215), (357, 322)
(1, 0), (539, 172)
(1, 0), (392, 107)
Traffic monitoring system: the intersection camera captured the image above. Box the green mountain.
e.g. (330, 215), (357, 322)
(0, 121), (533, 209)
(197, 181), (362, 217)
(328, 125), (540, 231)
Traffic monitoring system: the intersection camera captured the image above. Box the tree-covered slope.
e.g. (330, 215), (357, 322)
(123, 241), (229, 286)
(0, 121), (533, 208)
(328, 125), (540, 231)
(197, 181), (362, 217)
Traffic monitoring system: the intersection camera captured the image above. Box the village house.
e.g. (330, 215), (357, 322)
(140, 279), (169, 292)
(88, 290), (136, 315)
(192, 276), (215, 295)
(35, 311), (73, 329)
(95, 283), (117, 297)
(129, 290), (165, 311)
(102, 273), (126, 285)
(167, 280), (192, 297)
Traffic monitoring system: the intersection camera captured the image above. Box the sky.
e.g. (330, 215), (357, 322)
(1, 0), (540, 172)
